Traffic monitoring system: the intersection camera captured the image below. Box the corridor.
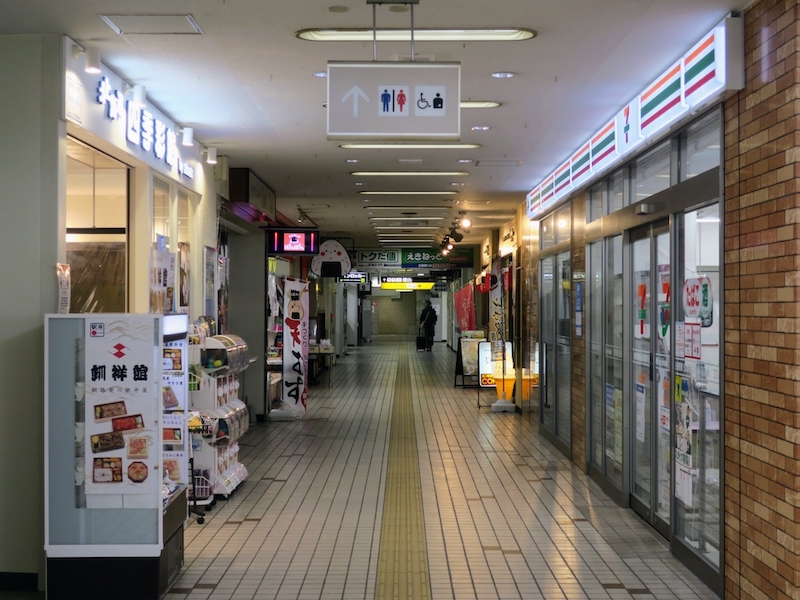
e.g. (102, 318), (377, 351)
(166, 337), (718, 600)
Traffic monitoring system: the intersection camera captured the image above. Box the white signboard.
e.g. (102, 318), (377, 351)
(328, 62), (460, 140)
(84, 316), (158, 496)
(282, 279), (310, 415)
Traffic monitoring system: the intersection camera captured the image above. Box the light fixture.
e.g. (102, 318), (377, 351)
(442, 247), (450, 255)
(72, 45), (102, 74)
(460, 101), (501, 109)
(374, 226), (441, 230)
(459, 213), (472, 232)
(296, 28), (537, 43)
(696, 217), (721, 223)
(449, 229), (464, 243)
(450, 182), (463, 186)
(491, 71), (516, 78)
(446, 241), (454, 250)
(133, 84), (146, 108)
(471, 126), (490, 131)
(364, 206), (450, 211)
(206, 147), (218, 165)
(351, 171), (468, 177)
(313, 71), (328, 78)
(457, 159), (473, 163)
(340, 143), (480, 150)
(346, 159), (360, 163)
(369, 217), (445, 221)
(181, 127), (194, 147)
(355, 182), (364, 186)
(359, 191), (458, 196)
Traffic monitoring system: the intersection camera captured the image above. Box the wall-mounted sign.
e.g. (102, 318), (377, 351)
(328, 62), (461, 140)
(526, 17), (743, 220)
(380, 276), (435, 291)
(355, 249), (402, 269)
(62, 36), (203, 191)
(267, 228), (319, 256)
(336, 271), (368, 284)
(402, 246), (473, 268)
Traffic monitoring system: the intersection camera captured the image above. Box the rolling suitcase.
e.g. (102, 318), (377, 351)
(416, 327), (426, 351)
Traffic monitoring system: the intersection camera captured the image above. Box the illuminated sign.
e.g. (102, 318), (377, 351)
(336, 272), (368, 283)
(380, 276), (435, 290)
(527, 17), (743, 219)
(268, 228), (320, 255)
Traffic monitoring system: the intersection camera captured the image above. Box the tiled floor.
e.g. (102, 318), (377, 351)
(166, 336), (719, 600)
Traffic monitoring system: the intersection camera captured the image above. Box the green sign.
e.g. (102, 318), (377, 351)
(402, 247), (474, 268)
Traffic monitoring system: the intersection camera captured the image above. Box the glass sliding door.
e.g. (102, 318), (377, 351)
(539, 251), (571, 448)
(629, 221), (671, 535)
(588, 241), (603, 470)
(604, 236), (624, 487)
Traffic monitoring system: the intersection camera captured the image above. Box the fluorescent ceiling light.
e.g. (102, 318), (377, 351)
(460, 101), (501, 108)
(471, 126), (490, 131)
(351, 171), (468, 177)
(340, 143), (480, 150)
(313, 71), (327, 77)
(360, 191), (458, 195)
(696, 217), (720, 223)
(491, 71), (516, 78)
(457, 159), (473, 163)
(346, 159), (360, 163)
(364, 206), (450, 210)
(297, 28), (536, 42)
(374, 226), (441, 230)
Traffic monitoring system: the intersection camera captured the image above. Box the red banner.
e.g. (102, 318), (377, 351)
(454, 284), (476, 331)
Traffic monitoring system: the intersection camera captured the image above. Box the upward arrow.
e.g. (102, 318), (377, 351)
(342, 85), (369, 118)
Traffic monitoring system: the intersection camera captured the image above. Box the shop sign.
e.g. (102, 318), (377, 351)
(336, 271), (368, 283)
(282, 279), (309, 416)
(380, 276), (434, 290)
(63, 36), (202, 191)
(527, 18), (743, 219)
(682, 277), (712, 319)
(355, 249), (401, 269)
(402, 246), (473, 268)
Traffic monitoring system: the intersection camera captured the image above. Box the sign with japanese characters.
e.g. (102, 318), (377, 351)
(355, 249), (402, 269)
(282, 279), (310, 415)
(402, 247), (474, 268)
(84, 316), (158, 496)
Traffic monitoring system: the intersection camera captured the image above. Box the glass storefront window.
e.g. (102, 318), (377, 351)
(675, 203), (720, 567)
(632, 141), (671, 200)
(588, 182), (606, 223)
(66, 137), (129, 312)
(554, 204), (570, 244)
(608, 170), (624, 214)
(540, 214), (555, 249)
(177, 191), (190, 245)
(604, 235), (623, 485)
(588, 240), (603, 469)
(681, 112), (720, 181)
(153, 180), (170, 247)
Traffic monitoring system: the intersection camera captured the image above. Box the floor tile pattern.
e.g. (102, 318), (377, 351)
(165, 336), (719, 600)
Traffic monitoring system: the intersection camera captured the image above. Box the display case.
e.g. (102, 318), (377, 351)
(45, 314), (189, 600)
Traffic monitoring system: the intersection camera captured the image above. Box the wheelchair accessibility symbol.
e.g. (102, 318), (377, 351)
(414, 86), (446, 117)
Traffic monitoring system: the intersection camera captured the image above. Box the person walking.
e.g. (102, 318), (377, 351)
(420, 300), (437, 351)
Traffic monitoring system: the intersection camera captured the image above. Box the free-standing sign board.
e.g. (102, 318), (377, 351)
(328, 62), (461, 140)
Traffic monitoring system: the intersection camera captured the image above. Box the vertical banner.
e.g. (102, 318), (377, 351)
(282, 278), (310, 415)
(454, 283), (476, 331)
(150, 247), (175, 313)
(488, 260), (502, 341)
(203, 246), (218, 318)
(178, 242), (190, 313)
(84, 316), (158, 496)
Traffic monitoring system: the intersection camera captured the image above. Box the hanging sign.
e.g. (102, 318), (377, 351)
(282, 279), (310, 415)
(328, 62), (461, 140)
(682, 277), (712, 319)
(454, 284), (477, 331)
(84, 316), (158, 496)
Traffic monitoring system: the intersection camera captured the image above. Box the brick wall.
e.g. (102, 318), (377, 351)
(723, 1), (800, 599)
(374, 294), (418, 335)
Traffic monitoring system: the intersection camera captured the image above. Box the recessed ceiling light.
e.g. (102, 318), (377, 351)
(460, 101), (501, 109)
(340, 143), (481, 150)
(354, 182), (364, 186)
(492, 72), (516, 78)
(471, 126), (490, 131)
(359, 191), (459, 195)
(458, 159), (473, 163)
(313, 71), (327, 78)
(297, 28), (537, 42)
(351, 171), (468, 177)
(450, 182), (464, 186)
(346, 159), (360, 163)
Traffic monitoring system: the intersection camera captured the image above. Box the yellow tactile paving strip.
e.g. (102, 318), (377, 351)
(375, 347), (432, 600)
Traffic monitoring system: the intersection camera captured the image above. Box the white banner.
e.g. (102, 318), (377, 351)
(84, 316), (158, 496)
(488, 259), (503, 341)
(282, 279), (310, 415)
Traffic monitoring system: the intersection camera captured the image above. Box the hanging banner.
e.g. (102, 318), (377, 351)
(178, 242), (190, 313)
(282, 278), (310, 415)
(488, 260), (503, 341)
(84, 316), (158, 496)
(454, 284), (476, 331)
(150, 247), (175, 313)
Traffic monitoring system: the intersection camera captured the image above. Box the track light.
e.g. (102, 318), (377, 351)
(133, 84), (146, 108)
(72, 44), (102, 74)
(181, 127), (194, 147)
(458, 212), (472, 232)
(449, 229), (464, 242)
(206, 147), (218, 165)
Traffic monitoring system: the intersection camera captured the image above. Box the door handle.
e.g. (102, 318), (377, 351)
(541, 342), (547, 389)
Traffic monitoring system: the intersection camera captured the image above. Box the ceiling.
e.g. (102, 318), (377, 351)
(2, 0), (747, 251)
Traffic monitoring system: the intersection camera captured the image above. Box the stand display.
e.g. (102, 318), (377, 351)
(187, 331), (250, 519)
(44, 313), (189, 600)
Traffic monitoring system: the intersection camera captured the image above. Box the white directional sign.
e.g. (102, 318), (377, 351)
(328, 62), (460, 140)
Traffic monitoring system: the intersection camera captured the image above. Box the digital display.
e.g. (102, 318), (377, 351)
(268, 228), (319, 255)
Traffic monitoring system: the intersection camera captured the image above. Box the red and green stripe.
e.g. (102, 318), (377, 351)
(554, 160), (571, 195)
(684, 33), (716, 99)
(540, 175), (554, 204)
(640, 64), (682, 129)
(591, 120), (616, 167)
(571, 142), (591, 180)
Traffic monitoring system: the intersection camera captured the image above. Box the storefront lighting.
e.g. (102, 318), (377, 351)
(359, 191), (458, 195)
(133, 84), (147, 108)
(340, 143), (480, 150)
(297, 28), (537, 43)
(206, 147), (217, 165)
(72, 44), (102, 74)
(181, 127), (194, 147)
(460, 101), (501, 109)
(351, 171), (468, 177)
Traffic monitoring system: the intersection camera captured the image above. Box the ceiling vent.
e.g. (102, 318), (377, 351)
(474, 160), (522, 168)
(100, 14), (204, 35)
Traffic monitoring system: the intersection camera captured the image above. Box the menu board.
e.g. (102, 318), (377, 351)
(84, 317), (158, 496)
